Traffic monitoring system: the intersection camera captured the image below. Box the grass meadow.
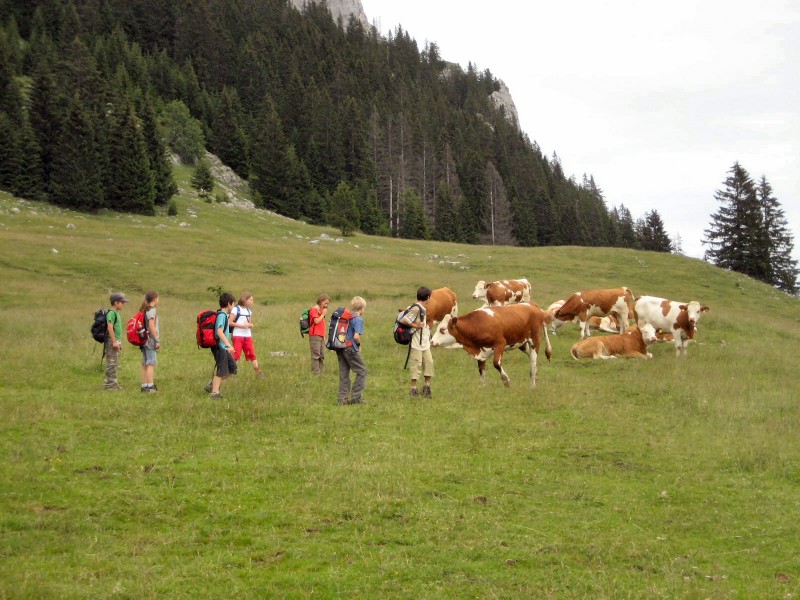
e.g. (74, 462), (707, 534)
(1, 183), (799, 599)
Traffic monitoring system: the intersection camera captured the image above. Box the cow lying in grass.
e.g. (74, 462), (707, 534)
(570, 323), (658, 360)
(431, 303), (551, 388)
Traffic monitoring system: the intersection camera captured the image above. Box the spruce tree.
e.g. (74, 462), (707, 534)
(250, 96), (292, 212)
(140, 96), (177, 205)
(756, 176), (798, 294)
(328, 180), (359, 236)
(638, 210), (673, 252)
(191, 161), (214, 197)
(704, 162), (770, 281)
(11, 116), (44, 200)
(211, 86), (249, 177)
(49, 94), (104, 211)
(399, 189), (429, 240)
(433, 180), (458, 242)
(106, 100), (155, 214)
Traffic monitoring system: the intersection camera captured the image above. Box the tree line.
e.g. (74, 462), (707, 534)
(0, 0), (679, 252)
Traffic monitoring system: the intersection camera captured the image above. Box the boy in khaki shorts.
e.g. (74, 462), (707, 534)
(401, 286), (434, 398)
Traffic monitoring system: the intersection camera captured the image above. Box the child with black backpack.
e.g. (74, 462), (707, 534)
(400, 286), (434, 398)
(103, 292), (128, 390)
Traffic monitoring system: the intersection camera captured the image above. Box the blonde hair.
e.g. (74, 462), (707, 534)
(351, 296), (366, 312)
(238, 292), (252, 306)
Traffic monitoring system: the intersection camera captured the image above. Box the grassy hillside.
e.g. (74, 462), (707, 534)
(1, 182), (799, 599)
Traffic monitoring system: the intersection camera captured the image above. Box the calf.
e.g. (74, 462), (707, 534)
(624, 324), (674, 343)
(431, 303), (552, 388)
(554, 287), (634, 339)
(472, 278), (531, 306)
(424, 287), (458, 325)
(571, 323), (658, 360)
(634, 296), (710, 357)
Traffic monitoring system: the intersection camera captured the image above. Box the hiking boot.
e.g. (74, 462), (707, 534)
(105, 383), (122, 391)
(210, 392), (223, 399)
(204, 382), (213, 393)
(409, 388), (419, 397)
(422, 385), (432, 398)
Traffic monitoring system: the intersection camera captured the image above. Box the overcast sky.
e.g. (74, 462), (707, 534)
(359, 0), (800, 260)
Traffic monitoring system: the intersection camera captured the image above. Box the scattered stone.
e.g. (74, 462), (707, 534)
(51, 248), (59, 253)
(179, 222), (190, 228)
(155, 224), (168, 229)
(10, 207), (20, 214)
(309, 240), (320, 245)
(66, 223), (76, 229)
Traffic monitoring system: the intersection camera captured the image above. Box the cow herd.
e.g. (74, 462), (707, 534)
(421, 279), (710, 389)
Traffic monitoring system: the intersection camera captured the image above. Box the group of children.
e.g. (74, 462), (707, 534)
(101, 285), (435, 403)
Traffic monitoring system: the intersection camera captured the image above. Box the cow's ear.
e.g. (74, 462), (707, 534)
(679, 304), (688, 311)
(451, 316), (458, 327)
(484, 283), (491, 290)
(701, 306), (710, 312)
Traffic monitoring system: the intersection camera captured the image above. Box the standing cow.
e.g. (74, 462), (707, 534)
(431, 303), (552, 388)
(424, 287), (458, 325)
(554, 287), (635, 339)
(472, 278), (531, 307)
(634, 296), (710, 357)
(547, 298), (619, 335)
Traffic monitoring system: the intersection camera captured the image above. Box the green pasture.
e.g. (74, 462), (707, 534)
(1, 187), (799, 598)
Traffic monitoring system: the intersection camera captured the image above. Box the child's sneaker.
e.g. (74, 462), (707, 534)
(209, 392), (223, 399)
(204, 382), (213, 393)
(409, 388), (419, 397)
(257, 370), (266, 380)
(422, 385), (432, 398)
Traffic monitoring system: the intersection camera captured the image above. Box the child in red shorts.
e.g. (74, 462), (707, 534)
(231, 292), (265, 379)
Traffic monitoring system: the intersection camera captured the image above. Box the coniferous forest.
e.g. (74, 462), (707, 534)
(0, 0), (732, 252)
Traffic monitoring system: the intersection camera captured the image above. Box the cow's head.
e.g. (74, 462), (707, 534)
(678, 301), (710, 336)
(430, 314), (461, 348)
(471, 281), (487, 299)
(639, 323), (659, 345)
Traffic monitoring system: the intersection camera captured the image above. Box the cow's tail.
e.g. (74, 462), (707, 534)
(571, 345), (579, 360)
(542, 322), (552, 362)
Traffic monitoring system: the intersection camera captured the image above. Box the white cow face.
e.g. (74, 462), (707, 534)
(430, 314), (461, 348)
(680, 301), (710, 331)
(639, 323), (658, 344)
(471, 281), (487, 299)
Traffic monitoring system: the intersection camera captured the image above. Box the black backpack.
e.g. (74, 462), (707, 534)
(393, 303), (424, 345)
(91, 308), (108, 343)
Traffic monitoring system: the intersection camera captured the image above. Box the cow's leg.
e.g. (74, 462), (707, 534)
(526, 338), (538, 388)
(493, 346), (511, 387)
(617, 307), (628, 333)
(477, 360), (487, 383)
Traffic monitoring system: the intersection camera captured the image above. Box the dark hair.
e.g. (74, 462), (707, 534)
(219, 292), (236, 308)
(417, 286), (432, 301)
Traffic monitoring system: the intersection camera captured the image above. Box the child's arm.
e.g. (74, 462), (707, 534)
(147, 314), (160, 348)
(106, 316), (120, 348)
(217, 325), (233, 351)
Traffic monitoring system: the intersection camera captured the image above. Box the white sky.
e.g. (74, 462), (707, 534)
(359, 0), (800, 260)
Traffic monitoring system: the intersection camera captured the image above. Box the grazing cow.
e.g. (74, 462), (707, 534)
(472, 278), (531, 306)
(546, 299), (619, 335)
(634, 296), (710, 357)
(571, 323), (658, 360)
(554, 287), (635, 339)
(424, 287), (459, 325)
(430, 303), (552, 388)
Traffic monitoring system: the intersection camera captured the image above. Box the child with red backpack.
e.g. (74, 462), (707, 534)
(139, 291), (160, 393)
(334, 296), (367, 405)
(205, 292), (237, 399)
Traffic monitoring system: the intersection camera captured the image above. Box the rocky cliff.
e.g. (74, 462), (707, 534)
(290, 0), (520, 131)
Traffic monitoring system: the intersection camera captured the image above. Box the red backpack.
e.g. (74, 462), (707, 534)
(126, 311), (148, 346)
(197, 310), (220, 348)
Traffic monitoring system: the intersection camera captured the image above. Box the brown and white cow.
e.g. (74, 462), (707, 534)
(424, 287), (459, 325)
(634, 296), (710, 357)
(570, 323), (658, 360)
(472, 278), (531, 307)
(430, 303), (552, 388)
(547, 299), (619, 336)
(554, 287), (635, 339)
(624, 324), (674, 343)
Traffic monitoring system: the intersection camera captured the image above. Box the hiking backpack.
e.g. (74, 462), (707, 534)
(126, 311), (148, 346)
(325, 307), (352, 350)
(299, 308), (311, 337)
(393, 303), (424, 345)
(91, 308), (108, 343)
(196, 309), (220, 348)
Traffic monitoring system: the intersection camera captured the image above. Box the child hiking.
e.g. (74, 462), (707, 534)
(205, 292), (237, 399)
(335, 296), (367, 405)
(230, 292), (265, 379)
(104, 292), (128, 390)
(401, 286), (434, 398)
(308, 294), (330, 375)
(139, 291), (160, 393)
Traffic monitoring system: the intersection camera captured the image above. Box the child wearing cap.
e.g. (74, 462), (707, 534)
(104, 292), (127, 390)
